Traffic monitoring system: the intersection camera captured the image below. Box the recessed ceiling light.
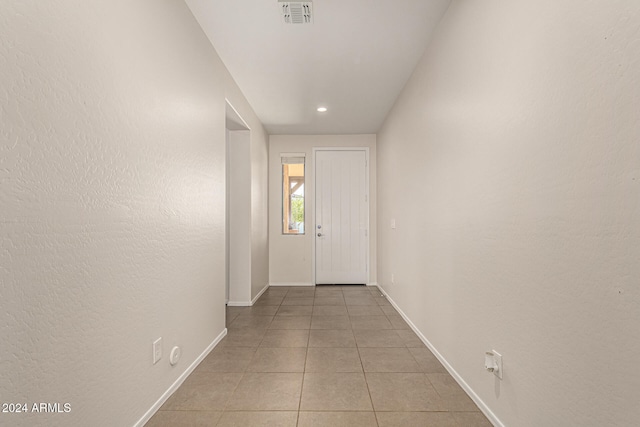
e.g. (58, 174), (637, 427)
(317, 107), (327, 112)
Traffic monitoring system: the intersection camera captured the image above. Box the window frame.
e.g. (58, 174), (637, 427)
(281, 154), (305, 235)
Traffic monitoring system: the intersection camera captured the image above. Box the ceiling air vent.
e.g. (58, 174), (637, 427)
(279, 1), (313, 24)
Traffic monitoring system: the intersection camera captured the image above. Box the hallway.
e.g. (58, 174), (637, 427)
(147, 286), (492, 426)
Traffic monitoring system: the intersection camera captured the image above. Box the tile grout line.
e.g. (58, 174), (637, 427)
(355, 332), (379, 425)
(363, 361), (381, 425)
(295, 287), (312, 427)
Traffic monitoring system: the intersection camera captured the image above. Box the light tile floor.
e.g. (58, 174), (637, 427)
(147, 286), (493, 427)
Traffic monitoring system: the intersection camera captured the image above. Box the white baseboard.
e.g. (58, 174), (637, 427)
(377, 286), (503, 427)
(227, 283), (270, 306)
(251, 283), (269, 305)
(366, 282), (379, 287)
(226, 300), (251, 306)
(134, 328), (227, 427)
(268, 282), (315, 287)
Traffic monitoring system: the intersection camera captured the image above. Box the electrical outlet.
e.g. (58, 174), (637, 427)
(169, 346), (181, 366)
(153, 337), (162, 365)
(485, 350), (503, 379)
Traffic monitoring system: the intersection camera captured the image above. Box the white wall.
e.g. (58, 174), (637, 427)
(185, 0), (270, 304)
(227, 130), (252, 304)
(377, 1), (640, 426)
(0, 1), (267, 426)
(269, 135), (377, 286)
(249, 124), (270, 299)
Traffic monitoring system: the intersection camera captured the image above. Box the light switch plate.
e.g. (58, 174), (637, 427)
(153, 337), (162, 365)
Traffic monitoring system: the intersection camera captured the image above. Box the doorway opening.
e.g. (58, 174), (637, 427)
(225, 100), (251, 305)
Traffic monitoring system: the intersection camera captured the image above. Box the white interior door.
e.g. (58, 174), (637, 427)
(315, 150), (368, 284)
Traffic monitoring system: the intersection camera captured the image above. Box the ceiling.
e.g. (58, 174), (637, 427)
(185, 0), (451, 135)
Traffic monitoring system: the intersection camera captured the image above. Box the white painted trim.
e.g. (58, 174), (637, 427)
(366, 282), (379, 287)
(226, 300), (252, 307)
(134, 328), (228, 427)
(280, 152), (306, 158)
(228, 284), (269, 306)
(268, 282), (315, 287)
(225, 98), (251, 130)
(377, 286), (504, 427)
(251, 283), (270, 305)
(312, 147), (370, 285)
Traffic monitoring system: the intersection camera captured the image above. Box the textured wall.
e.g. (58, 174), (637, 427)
(0, 1), (266, 426)
(185, 0), (270, 306)
(377, 1), (640, 426)
(268, 135), (377, 286)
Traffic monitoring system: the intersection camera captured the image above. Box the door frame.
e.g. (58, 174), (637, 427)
(311, 147), (370, 285)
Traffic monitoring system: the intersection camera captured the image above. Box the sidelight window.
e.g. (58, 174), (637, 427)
(282, 155), (305, 234)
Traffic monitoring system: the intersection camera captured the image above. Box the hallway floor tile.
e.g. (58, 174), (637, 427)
(147, 286), (492, 427)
